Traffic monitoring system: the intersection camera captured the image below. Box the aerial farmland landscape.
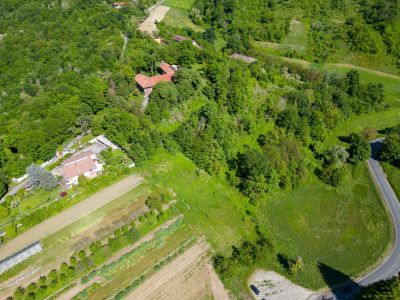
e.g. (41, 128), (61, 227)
(0, 0), (400, 299)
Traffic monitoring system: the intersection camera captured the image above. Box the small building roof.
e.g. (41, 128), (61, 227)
(61, 157), (97, 180)
(63, 150), (94, 165)
(135, 73), (174, 89)
(174, 35), (190, 43)
(229, 53), (257, 63)
(159, 62), (175, 74)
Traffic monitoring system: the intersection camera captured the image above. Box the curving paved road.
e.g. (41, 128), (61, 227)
(318, 139), (400, 299)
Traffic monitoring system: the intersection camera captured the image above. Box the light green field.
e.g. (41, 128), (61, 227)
(258, 163), (391, 290)
(162, 0), (194, 10)
(139, 150), (391, 291)
(70, 133), (95, 150)
(163, 8), (204, 32)
(139, 150), (257, 255)
(322, 110), (400, 150)
(280, 19), (308, 53)
(382, 162), (400, 200)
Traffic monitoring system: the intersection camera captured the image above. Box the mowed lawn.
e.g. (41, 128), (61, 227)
(257, 163), (391, 290)
(322, 109), (400, 150)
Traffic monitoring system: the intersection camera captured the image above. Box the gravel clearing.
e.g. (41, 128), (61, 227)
(248, 270), (314, 300)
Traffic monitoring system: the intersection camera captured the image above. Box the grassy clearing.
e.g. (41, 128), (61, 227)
(162, 0), (194, 10)
(70, 133), (95, 150)
(280, 19), (308, 53)
(381, 162), (400, 201)
(257, 163), (391, 290)
(163, 8), (204, 32)
(139, 150), (257, 255)
(322, 110), (400, 150)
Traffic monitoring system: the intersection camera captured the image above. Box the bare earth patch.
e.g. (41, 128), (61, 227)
(138, 5), (170, 34)
(248, 270), (314, 300)
(0, 175), (143, 260)
(126, 239), (230, 300)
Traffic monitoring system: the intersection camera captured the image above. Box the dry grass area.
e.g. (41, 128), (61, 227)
(138, 5), (170, 34)
(126, 240), (230, 300)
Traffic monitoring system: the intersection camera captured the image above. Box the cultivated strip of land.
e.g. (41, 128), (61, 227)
(0, 175), (143, 260)
(138, 5), (170, 34)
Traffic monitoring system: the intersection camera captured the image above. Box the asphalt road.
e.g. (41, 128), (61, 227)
(318, 139), (400, 300)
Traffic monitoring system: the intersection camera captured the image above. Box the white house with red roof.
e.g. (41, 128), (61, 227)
(61, 150), (103, 186)
(135, 62), (179, 96)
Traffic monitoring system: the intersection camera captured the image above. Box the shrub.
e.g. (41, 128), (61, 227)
(132, 280), (140, 287)
(78, 250), (86, 260)
(122, 225), (129, 234)
(154, 265), (161, 272)
(5, 223), (17, 238)
(50, 279), (58, 288)
(138, 216), (145, 222)
(89, 243), (98, 252)
(160, 261), (166, 267)
(115, 291), (126, 300)
(67, 266), (75, 277)
(38, 276), (47, 285)
(78, 175), (87, 187)
(0, 206), (10, 218)
(26, 292), (37, 300)
(60, 263), (68, 273)
(144, 212), (151, 219)
(167, 256), (172, 263)
(140, 276), (146, 282)
(114, 229), (122, 237)
(13, 287), (25, 299)
(108, 146), (112, 152)
(81, 276), (89, 284)
(37, 285), (47, 295)
(179, 248), (185, 254)
(27, 282), (37, 292)
(70, 257), (77, 266)
(48, 269), (57, 280)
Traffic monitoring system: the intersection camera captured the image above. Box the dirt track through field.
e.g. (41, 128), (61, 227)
(0, 175), (143, 260)
(138, 5), (170, 34)
(126, 240), (230, 300)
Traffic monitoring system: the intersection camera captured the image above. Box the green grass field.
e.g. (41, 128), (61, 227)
(163, 8), (204, 32)
(279, 19), (308, 53)
(139, 150), (391, 291)
(322, 110), (400, 150)
(139, 151), (257, 255)
(257, 163), (391, 290)
(162, 0), (194, 10)
(381, 162), (400, 201)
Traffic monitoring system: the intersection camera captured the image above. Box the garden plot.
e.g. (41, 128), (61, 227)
(138, 5), (170, 34)
(127, 240), (230, 300)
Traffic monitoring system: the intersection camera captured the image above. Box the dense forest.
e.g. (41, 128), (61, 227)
(0, 0), (389, 198)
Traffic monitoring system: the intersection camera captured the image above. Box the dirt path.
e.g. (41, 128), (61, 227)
(0, 175), (143, 260)
(138, 5), (170, 34)
(58, 215), (182, 300)
(126, 240), (230, 300)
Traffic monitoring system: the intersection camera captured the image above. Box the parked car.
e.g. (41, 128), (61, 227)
(250, 285), (260, 295)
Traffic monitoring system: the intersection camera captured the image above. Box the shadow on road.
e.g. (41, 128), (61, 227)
(318, 262), (361, 300)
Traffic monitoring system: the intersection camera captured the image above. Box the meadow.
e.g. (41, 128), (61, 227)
(322, 110), (400, 150)
(138, 150), (391, 292)
(258, 163), (391, 290)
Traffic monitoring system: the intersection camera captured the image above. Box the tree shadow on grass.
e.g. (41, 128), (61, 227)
(318, 262), (361, 300)
(277, 254), (290, 272)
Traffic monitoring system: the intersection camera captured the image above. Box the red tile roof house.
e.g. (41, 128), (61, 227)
(61, 150), (103, 186)
(135, 62), (179, 96)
